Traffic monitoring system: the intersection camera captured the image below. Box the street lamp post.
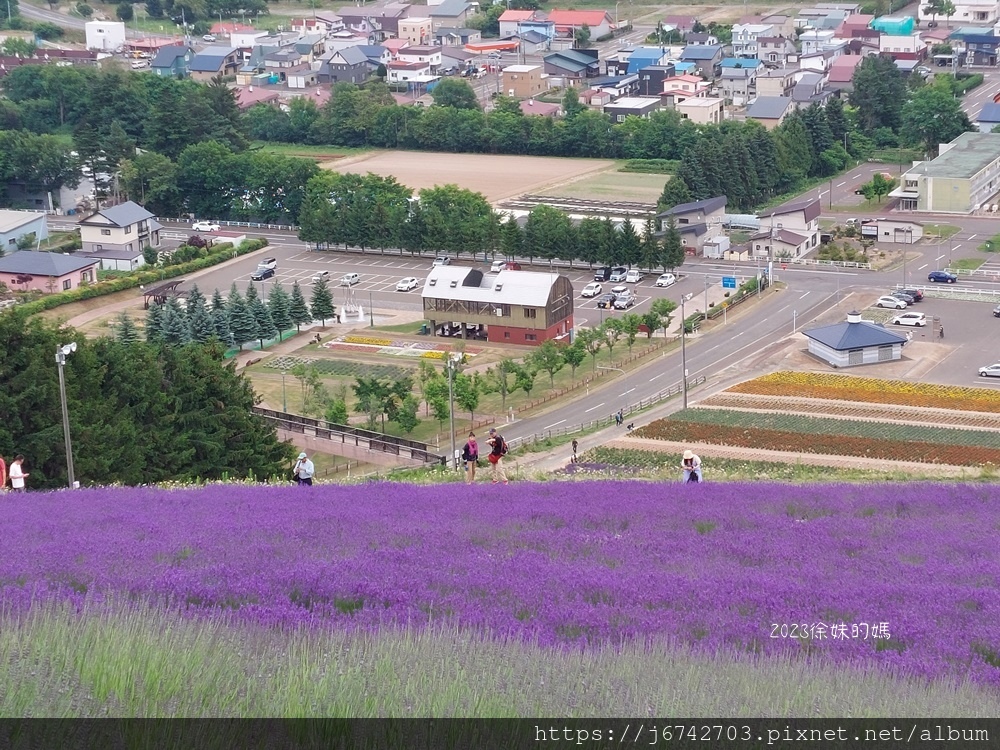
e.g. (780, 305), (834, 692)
(446, 354), (460, 471)
(679, 293), (692, 410)
(281, 369), (288, 413)
(55, 343), (77, 489)
(369, 291), (374, 327)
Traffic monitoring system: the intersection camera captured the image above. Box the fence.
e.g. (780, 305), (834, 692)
(252, 407), (446, 465)
(509, 375), (706, 450)
(896, 284), (1000, 303)
(783, 257), (873, 270)
(944, 267), (1000, 278)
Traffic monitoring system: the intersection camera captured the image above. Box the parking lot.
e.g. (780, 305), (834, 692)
(913, 297), (1000, 388)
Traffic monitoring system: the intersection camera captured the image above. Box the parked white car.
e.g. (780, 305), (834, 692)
(655, 273), (676, 287)
(311, 270), (330, 282)
(192, 221), (220, 232)
(892, 312), (926, 327)
(257, 257), (277, 271)
(396, 277), (419, 292)
(876, 295), (907, 309)
(625, 269), (643, 283)
(979, 363), (1000, 378)
(581, 282), (602, 298)
(340, 273), (360, 286)
(433, 256), (450, 266)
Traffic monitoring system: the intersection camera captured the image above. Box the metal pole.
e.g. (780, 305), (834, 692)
(369, 291), (374, 327)
(281, 370), (287, 413)
(447, 358), (457, 471)
(56, 346), (76, 489)
(680, 295), (688, 410)
(703, 274), (708, 318)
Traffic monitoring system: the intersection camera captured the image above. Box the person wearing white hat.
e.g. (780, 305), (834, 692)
(293, 452), (315, 486)
(681, 449), (702, 484)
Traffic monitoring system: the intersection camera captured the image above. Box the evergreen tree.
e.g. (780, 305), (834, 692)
(661, 216), (685, 271)
(309, 277), (336, 326)
(658, 175), (692, 211)
(211, 287), (226, 312)
(675, 147), (708, 200)
(618, 217), (642, 267)
(288, 281), (313, 331)
(849, 56), (905, 133)
(748, 125), (781, 199)
(145, 302), (165, 344)
(267, 283), (293, 336)
(161, 296), (191, 346)
(211, 307), (234, 348)
(639, 216), (660, 271)
(115, 312), (140, 345)
(575, 216), (603, 266)
(597, 216), (618, 266)
(824, 97), (849, 146)
(189, 303), (216, 344)
(250, 295), (278, 349)
(245, 280), (260, 308)
(186, 283), (207, 313)
(228, 295), (259, 351)
(500, 213), (523, 259)
(226, 283), (243, 316)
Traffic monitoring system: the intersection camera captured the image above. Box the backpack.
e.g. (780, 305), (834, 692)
(500, 439), (509, 456)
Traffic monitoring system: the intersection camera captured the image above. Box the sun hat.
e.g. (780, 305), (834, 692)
(297, 452), (307, 459)
(683, 450), (694, 460)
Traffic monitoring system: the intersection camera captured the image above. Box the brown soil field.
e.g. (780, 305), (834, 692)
(320, 151), (616, 202)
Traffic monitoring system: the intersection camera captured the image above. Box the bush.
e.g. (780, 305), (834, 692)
(619, 159), (679, 174)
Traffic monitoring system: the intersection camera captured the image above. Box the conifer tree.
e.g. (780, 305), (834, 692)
(161, 296), (191, 346)
(250, 295), (278, 349)
(145, 302), (165, 344)
(288, 281), (312, 331)
(309, 277), (336, 326)
(228, 294), (259, 350)
(212, 307), (234, 348)
(267, 282), (292, 337)
(211, 287), (226, 312)
(115, 312), (140, 345)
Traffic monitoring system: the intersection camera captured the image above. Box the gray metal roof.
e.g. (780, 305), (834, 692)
(0, 209), (44, 234)
(335, 46), (370, 66)
(151, 45), (189, 67)
(977, 103), (1000, 123)
(81, 201), (155, 228)
(0, 250), (98, 276)
(71, 248), (143, 260)
(656, 195), (727, 218)
(189, 46), (237, 72)
(746, 95), (792, 119)
(357, 45), (387, 61)
(431, 0), (470, 16)
(421, 267), (559, 306)
(681, 45), (722, 60)
(906, 132), (1000, 179)
(804, 319), (906, 350)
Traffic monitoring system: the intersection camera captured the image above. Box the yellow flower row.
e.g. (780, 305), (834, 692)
(421, 351), (447, 359)
(343, 335), (393, 346)
(729, 371), (1000, 413)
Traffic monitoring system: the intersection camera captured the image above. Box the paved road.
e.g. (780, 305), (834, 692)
(18, 1), (88, 30)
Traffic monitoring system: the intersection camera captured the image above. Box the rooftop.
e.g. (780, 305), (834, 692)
(80, 201), (155, 227)
(804, 317), (907, 350)
(503, 64), (541, 73)
(657, 195), (727, 217)
(907, 132), (1000, 180)
(747, 95), (793, 119)
(0, 250), (98, 276)
(606, 96), (661, 108)
(0, 209), (44, 234)
(421, 267), (562, 306)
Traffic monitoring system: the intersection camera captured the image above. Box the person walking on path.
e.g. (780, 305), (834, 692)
(9, 455), (28, 491)
(617, 409), (624, 426)
(571, 439), (578, 463)
(461, 431), (479, 485)
(681, 449), (702, 483)
(293, 452), (315, 486)
(486, 427), (508, 485)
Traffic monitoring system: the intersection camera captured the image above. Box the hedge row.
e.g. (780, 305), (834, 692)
(13, 238), (268, 316)
(619, 159), (679, 175)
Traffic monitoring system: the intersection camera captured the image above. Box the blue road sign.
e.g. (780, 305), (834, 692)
(722, 276), (737, 289)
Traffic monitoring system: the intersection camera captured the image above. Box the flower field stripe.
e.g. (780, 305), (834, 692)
(3, 482), (1000, 689)
(729, 372), (1000, 413)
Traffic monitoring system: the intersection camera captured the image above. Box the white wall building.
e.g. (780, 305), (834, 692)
(85, 21), (126, 52)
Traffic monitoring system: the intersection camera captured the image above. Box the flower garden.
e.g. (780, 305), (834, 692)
(4, 480), (1000, 710)
(631, 373), (1000, 469)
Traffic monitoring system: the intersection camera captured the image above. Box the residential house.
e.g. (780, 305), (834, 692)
(879, 31), (926, 61)
(816, 2), (861, 12)
(949, 30), (999, 66)
(386, 60), (430, 83)
(287, 65), (318, 89)
(800, 29), (837, 54)
(833, 12), (874, 37)
(636, 64), (677, 97)
(719, 58), (762, 104)
(397, 45), (442, 71)
(679, 44), (723, 76)
(0, 251), (98, 294)
(843, 37), (881, 56)
(380, 38), (411, 58)
(150, 45), (192, 78)
(441, 46), (475, 71)
(870, 15), (916, 34)
(578, 87), (613, 108)
(622, 46), (670, 73)
(399, 16), (434, 44)
(815, 10), (850, 29)
(233, 86), (281, 110)
(429, 0), (474, 31)
(918, 27), (953, 55)
(748, 226), (813, 259)
(757, 36), (798, 66)
(294, 34), (327, 63)
(660, 73), (710, 104)
(545, 9), (614, 40)
(543, 49), (600, 81)
(889, 132), (1000, 213)
(761, 14), (796, 36)
(291, 13), (344, 36)
(518, 18), (556, 44)
(792, 71), (832, 105)
(338, 5), (409, 41)
(976, 102), (1000, 132)
(920, 0), (996, 24)
(755, 68), (796, 98)
(800, 44), (845, 73)
(685, 32), (719, 45)
(661, 14), (697, 35)
(502, 64), (546, 98)
(746, 95), (794, 129)
(520, 99), (561, 116)
(323, 31), (371, 54)
(209, 22), (255, 36)
(757, 197), (821, 255)
(656, 195), (727, 253)
(230, 29), (270, 51)
(590, 74), (640, 98)
(675, 96), (724, 124)
(498, 9), (541, 38)
(826, 53), (863, 92)
(188, 46), (240, 81)
(78, 201), (161, 256)
(318, 46), (377, 84)
(514, 29), (552, 55)
(732, 23), (774, 57)
(85, 21), (125, 52)
(436, 27), (481, 47)
(604, 96), (662, 122)
(71, 246), (147, 272)
(0, 210), (47, 251)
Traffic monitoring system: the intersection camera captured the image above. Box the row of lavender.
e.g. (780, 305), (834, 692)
(2, 481), (999, 686)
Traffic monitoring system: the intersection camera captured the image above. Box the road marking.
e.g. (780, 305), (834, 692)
(620, 388), (635, 397)
(937, 255), (946, 261)
(969, 234), (977, 240)
(918, 263), (928, 270)
(799, 291), (810, 299)
(837, 181), (846, 187)
(543, 419), (566, 429)
(584, 402), (605, 413)
(650, 372), (665, 381)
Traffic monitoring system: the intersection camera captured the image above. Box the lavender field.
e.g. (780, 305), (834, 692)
(3, 480), (1000, 699)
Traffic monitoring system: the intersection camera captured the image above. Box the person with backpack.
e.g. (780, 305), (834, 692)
(681, 449), (702, 483)
(461, 431), (479, 485)
(486, 427), (508, 485)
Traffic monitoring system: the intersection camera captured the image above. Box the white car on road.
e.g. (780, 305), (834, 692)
(892, 312), (926, 327)
(396, 277), (419, 292)
(192, 221), (220, 232)
(655, 273), (676, 287)
(979, 363), (1000, 378)
(341, 273), (360, 286)
(581, 282), (602, 298)
(876, 295), (907, 309)
(311, 270), (330, 282)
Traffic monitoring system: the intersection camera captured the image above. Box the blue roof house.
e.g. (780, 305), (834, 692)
(151, 45), (193, 78)
(803, 310), (908, 368)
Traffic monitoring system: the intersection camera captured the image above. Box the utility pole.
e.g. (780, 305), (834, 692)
(679, 293), (692, 409)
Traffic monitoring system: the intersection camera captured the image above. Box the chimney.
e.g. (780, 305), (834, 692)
(846, 310), (862, 324)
